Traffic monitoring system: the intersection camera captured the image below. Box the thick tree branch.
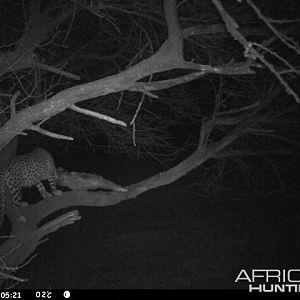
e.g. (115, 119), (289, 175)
(0, 106), (264, 280)
(0, 0), (260, 152)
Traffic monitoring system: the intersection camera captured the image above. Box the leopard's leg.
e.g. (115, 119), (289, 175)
(12, 190), (26, 222)
(47, 176), (63, 196)
(36, 182), (52, 198)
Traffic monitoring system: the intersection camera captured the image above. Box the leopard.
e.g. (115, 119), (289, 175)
(0, 148), (62, 226)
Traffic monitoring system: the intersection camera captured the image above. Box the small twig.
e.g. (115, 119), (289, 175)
(217, 101), (260, 116)
(30, 125), (74, 140)
(38, 63), (81, 81)
(10, 91), (21, 117)
(129, 74), (155, 146)
(70, 104), (127, 127)
(0, 271), (27, 283)
(131, 121), (137, 147)
(130, 94), (146, 147)
(130, 94), (147, 126)
(251, 42), (296, 71)
(198, 118), (214, 151)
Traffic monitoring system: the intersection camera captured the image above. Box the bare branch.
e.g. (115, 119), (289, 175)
(211, 0), (300, 103)
(70, 105), (127, 127)
(38, 63), (81, 81)
(246, 0), (300, 54)
(29, 125), (74, 140)
(9, 92), (21, 117)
